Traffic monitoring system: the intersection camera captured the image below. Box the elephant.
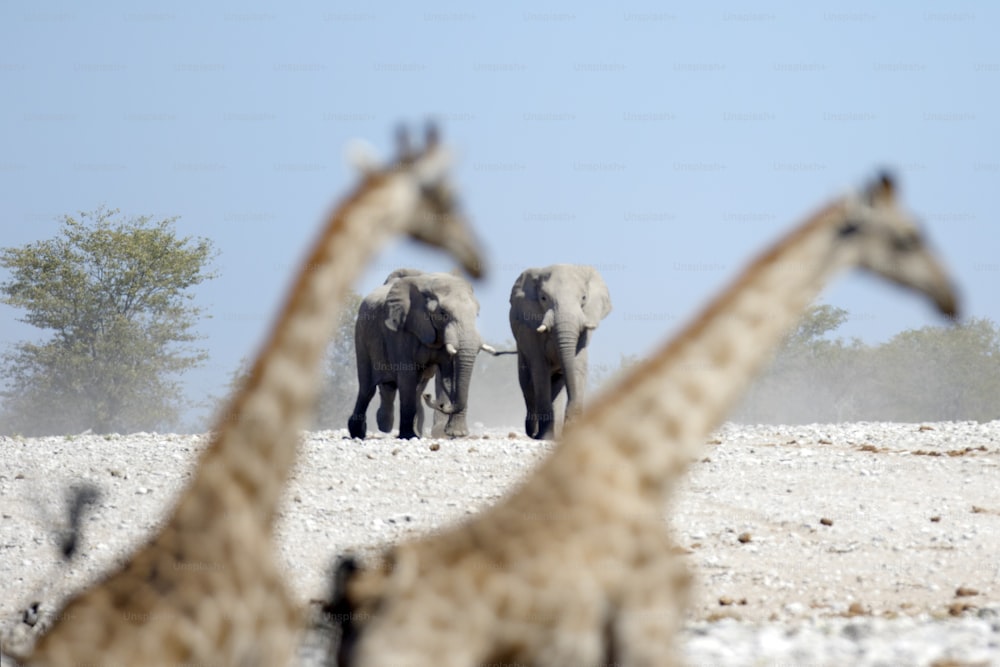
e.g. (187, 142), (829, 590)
(509, 264), (612, 439)
(349, 269), (489, 439)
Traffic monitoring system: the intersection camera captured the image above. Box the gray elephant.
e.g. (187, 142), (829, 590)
(349, 269), (488, 439)
(509, 264), (612, 439)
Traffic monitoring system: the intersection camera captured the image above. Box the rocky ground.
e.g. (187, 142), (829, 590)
(1, 421), (998, 665)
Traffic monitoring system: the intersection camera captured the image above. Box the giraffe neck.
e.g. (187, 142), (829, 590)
(557, 200), (852, 501)
(176, 173), (414, 530)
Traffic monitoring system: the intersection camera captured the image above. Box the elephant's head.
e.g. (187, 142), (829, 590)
(510, 264), (612, 414)
(384, 271), (483, 434)
(510, 263), (612, 336)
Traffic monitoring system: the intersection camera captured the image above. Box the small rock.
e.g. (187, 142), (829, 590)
(783, 602), (805, 615)
(22, 601), (40, 627)
(956, 586), (979, 597)
(846, 601), (867, 617)
(737, 532), (752, 544)
(820, 517), (833, 526)
(930, 515), (941, 522)
(429, 443), (440, 452)
(948, 602), (974, 616)
(718, 596), (734, 606)
(842, 622), (870, 640)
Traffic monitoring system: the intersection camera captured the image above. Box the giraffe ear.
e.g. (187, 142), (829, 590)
(345, 139), (379, 175)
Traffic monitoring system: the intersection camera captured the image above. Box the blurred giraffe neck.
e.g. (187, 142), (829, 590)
(556, 200), (850, 500)
(185, 172), (414, 530)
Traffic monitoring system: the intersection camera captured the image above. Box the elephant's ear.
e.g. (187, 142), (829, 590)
(384, 267), (425, 285)
(384, 280), (412, 333)
(386, 280), (437, 344)
(582, 268), (612, 327)
(510, 269), (539, 302)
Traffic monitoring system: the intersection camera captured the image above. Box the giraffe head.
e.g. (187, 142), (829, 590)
(838, 172), (959, 318)
(357, 124), (484, 279)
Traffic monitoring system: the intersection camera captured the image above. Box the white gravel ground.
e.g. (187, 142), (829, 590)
(1, 421), (998, 665)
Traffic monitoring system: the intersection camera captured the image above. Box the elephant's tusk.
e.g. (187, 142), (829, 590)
(481, 343), (517, 356)
(445, 343), (458, 355)
(536, 324), (548, 333)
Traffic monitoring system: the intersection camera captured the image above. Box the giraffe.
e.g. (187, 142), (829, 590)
(15, 125), (484, 667)
(329, 173), (959, 666)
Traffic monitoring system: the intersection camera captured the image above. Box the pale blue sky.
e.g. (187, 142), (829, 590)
(1, 1), (996, 427)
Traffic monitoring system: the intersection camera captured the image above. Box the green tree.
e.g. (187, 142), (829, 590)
(0, 207), (217, 435)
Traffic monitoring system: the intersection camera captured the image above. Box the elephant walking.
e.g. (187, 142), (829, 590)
(509, 264), (612, 439)
(349, 269), (487, 439)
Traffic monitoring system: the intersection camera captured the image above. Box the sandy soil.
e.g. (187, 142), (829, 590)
(1, 421), (998, 664)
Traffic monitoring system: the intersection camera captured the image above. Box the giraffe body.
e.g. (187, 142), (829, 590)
(19, 127), (483, 667)
(332, 174), (958, 666)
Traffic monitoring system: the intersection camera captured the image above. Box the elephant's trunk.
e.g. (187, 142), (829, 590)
(556, 316), (583, 418)
(448, 344), (477, 415)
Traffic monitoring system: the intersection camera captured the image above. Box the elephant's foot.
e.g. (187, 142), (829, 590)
(526, 411), (555, 440)
(348, 415), (367, 439)
(397, 428), (419, 440)
(443, 417), (469, 438)
(376, 405), (394, 433)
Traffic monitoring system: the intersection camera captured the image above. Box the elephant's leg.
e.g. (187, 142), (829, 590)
(550, 373), (566, 404)
(396, 372), (422, 439)
(529, 359), (556, 440)
(564, 347), (589, 421)
(517, 353), (538, 438)
(430, 377), (447, 438)
(413, 376), (431, 438)
(376, 384), (396, 433)
(349, 379), (376, 439)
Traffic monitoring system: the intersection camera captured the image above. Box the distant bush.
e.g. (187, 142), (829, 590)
(730, 306), (1000, 423)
